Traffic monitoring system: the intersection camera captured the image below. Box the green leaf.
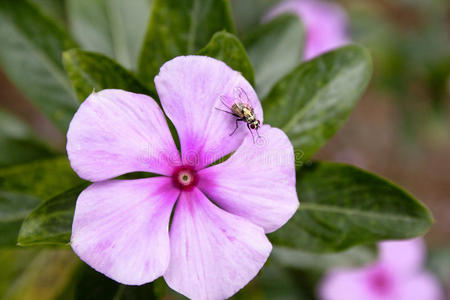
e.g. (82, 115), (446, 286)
(0, 110), (54, 168)
(230, 0), (279, 35)
(63, 49), (155, 102)
(0, 192), (40, 247)
(0, 157), (83, 247)
(138, 0), (235, 89)
(0, 0), (79, 132)
(269, 162), (433, 252)
(263, 45), (372, 162)
(244, 14), (304, 98)
(18, 185), (88, 247)
(233, 263), (310, 300)
(0, 157), (83, 200)
(30, 0), (67, 26)
(272, 245), (376, 271)
(1, 250), (79, 300)
(63, 48), (179, 146)
(59, 264), (157, 300)
(0, 249), (154, 300)
(66, 0), (152, 70)
(198, 31), (254, 84)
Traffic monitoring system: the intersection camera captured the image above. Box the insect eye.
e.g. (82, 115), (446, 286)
(250, 124), (256, 129)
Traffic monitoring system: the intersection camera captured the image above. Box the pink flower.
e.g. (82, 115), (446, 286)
(67, 56), (299, 299)
(266, 0), (350, 60)
(319, 239), (444, 300)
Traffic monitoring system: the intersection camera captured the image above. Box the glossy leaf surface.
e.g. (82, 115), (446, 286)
(269, 162), (433, 252)
(263, 45), (372, 162)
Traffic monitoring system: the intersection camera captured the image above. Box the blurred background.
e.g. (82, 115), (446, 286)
(0, 0), (449, 299)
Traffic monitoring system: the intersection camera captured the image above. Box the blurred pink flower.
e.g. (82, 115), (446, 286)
(266, 0), (350, 60)
(319, 239), (444, 300)
(67, 56), (298, 299)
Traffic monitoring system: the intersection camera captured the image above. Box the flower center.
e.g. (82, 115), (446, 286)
(368, 268), (393, 296)
(172, 166), (197, 190)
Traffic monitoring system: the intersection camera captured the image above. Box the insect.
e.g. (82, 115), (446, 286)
(216, 87), (261, 142)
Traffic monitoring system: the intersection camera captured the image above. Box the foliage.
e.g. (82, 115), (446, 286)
(269, 162), (433, 252)
(63, 49), (154, 101)
(0, 0), (79, 132)
(198, 31), (254, 85)
(0, 110), (54, 168)
(66, 0), (152, 71)
(244, 14), (304, 98)
(0, 0), (438, 298)
(263, 45), (372, 163)
(138, 0), (235, 91)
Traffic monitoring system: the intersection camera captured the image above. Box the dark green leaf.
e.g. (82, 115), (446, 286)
(272, 245), (376, 271)
(263, 45), (372, 162)
(198, 31), (254, 84)
(66, 0), (152, 70)
(0, 110), (54, 167)
(59, 263), (157, 300)
(30, 0), (67, 26)
(63, 49), (155, 102)
(64, 264), (120, 300)
(244, 14), (304, 98)
(63, 48), (179, 146)
(138, 0), (235, 89)
(0, 192), (40, 247)
(233, 263), (310, 300)
(0, 157), (83, 247)
(0, 0), (79, 132)
(18, 184), (88, 247)
(269, 162), (433, 252)
(0, 157), (83, 200)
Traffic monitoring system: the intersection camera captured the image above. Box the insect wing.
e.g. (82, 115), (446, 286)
(219, 95), (234, 111)
(233, 87), (251, 105)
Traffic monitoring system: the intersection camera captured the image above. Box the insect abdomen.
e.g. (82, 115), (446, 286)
(231, 103), (245, 118)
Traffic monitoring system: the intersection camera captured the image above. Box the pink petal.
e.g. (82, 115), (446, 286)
(164, 188), (272, 299)
(197, 125), (298, 233)
(319, 268), (370, 300)
(71, 177), (179, 285)
(398, 271), (444, 300)
(265, 0), (350, 60)
(155, 56), (263, 169)
(67, 89), (181, 181)
(379, 238), (426, 276)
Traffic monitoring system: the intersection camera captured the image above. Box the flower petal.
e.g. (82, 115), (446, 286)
(155, 56), (263, 169)
(265, 0), (350, 60)
(164, 188), (272, 300)
(319, 268), (371, 300)
(67, 89), (180, 181)
(197, 125), (298, 233)
(71, 177), (179, 285)
(398, 271), (444, 300)
(379, 238), (425, 276)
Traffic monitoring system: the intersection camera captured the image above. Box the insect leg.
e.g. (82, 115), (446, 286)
(215, 107), (236, 116)
(256, 128), (261, 138)
(220, 96), (234, 110)
(230, 119), (244, 136)
(247, 123), (255, 143)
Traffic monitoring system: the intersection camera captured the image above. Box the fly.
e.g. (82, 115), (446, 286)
(216, 87), (261, 142)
